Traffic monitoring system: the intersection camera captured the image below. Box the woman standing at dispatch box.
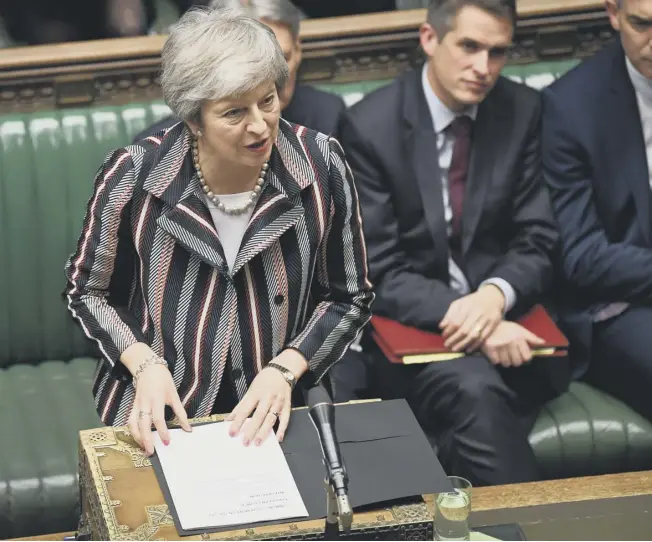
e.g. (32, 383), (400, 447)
(64, 6), (373, 456)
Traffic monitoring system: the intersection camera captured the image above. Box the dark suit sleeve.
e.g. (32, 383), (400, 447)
(486, 97), (558, 309)
(330, 96), (347, 140)
(543, 87), (652, 300)
(340, 114), (461, 330)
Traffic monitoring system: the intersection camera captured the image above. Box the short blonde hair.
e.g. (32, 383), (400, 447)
(161, 7), (289, 124)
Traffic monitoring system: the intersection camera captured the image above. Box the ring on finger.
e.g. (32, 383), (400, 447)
(138, 410), (153, 420)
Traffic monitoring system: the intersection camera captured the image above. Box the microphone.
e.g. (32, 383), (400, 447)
(304, 383), (352, 534)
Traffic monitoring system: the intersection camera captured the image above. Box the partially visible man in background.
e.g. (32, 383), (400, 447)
(134, 0), (347, 141)
(543, 0), (652, 423)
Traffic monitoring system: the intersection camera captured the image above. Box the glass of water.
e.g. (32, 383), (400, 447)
(434, 476), (472, 541)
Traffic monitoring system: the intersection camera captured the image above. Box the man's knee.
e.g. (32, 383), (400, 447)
(455, 369), (512, 408)
(413, 357), (513, 421)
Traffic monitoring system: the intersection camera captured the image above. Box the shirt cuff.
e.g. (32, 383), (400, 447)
(480, 278), (517, 314)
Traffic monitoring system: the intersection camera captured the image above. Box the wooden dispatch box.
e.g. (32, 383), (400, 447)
(78, 413), (434, 540)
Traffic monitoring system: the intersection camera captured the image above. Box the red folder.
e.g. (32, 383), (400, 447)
(370, 305), (568, 364)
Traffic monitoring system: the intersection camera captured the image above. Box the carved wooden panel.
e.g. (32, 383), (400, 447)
(0, 3), (613, 114)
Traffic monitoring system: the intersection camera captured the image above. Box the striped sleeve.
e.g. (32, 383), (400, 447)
(63, 149), (145, 376)
(287, 137), (375, 382)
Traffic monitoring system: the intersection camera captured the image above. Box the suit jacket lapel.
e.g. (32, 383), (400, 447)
(230, 172), (304, 276)
(403, 70), (450, 268)
(231, 122), (312, 276)
(462, 95), (501, 254)
(608, 45), (650, 243)
(156, 169), (229, 273)
(143, 126), (228, 273)
(143, 121), (313, 276)
(407, 128), (450, 258)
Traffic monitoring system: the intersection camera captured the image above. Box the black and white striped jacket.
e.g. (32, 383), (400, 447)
(64, 120), (374, 426)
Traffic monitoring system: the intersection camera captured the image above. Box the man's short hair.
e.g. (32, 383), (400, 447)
(209, 0), (302, 40)
(427, 0), (517, 38)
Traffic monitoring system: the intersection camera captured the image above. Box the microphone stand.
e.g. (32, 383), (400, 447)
(324, 476), (352, 540)
(303, 382), (353, 539)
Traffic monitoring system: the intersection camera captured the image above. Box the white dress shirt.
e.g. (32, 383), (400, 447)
(421, 65), (516, 311)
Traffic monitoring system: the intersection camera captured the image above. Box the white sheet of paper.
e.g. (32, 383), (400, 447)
(153, 421), (308, 531)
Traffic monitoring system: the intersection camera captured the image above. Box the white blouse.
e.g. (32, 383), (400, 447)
(203, 192), (254, 271)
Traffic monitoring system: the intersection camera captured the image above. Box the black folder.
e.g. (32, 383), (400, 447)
(151, 398), (453, 536)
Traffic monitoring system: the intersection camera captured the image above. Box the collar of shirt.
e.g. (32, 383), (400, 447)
(421, 64), (478, 134)
(626, 56), (652, 105)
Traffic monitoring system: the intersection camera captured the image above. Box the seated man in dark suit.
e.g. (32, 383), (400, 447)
(133, 0), (346, 142)
(340, 0), (560, 486)
(543, 0), (652, 422)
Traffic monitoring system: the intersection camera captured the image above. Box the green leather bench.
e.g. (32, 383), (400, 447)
(2, 60), (652, 539)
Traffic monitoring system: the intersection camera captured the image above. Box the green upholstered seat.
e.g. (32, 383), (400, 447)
(0, 102), (172, 539)
(502, 59), (580, 88)
(531, 382), (652, 480)
(0, 359), (100, 539)
(1, 60), (651, 539)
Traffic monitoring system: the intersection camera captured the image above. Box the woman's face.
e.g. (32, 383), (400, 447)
(192, 81), (281, 169)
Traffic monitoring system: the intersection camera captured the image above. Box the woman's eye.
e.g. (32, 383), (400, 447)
(225, 109), (242, 118)
(262, 95), (275, 106)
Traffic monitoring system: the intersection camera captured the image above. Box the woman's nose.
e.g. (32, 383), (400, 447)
(248, 108), (267, 134)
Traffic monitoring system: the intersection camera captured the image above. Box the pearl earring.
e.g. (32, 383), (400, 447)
(197, 130), (202, 137)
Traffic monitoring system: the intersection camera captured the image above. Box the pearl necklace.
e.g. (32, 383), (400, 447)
(192, 138), (268, 216)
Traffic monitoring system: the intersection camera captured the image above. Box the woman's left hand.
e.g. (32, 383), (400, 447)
(227, 350), (308, 446)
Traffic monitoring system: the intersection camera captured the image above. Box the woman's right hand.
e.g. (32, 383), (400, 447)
(127, 363), (192, 456)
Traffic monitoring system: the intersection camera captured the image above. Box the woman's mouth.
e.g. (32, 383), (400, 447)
(246, 138), (270, 153)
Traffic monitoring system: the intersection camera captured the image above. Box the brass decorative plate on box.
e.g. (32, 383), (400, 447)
(78, 418), (433, 541)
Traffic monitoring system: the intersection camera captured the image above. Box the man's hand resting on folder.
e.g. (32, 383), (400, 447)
(440, 284), (506, 353)
(481, 321), (545, 368)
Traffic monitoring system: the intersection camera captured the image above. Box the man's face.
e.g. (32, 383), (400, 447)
(608, 0), (652, 78)
(420, 5), (512, 111)
(263, 18), (302, 110)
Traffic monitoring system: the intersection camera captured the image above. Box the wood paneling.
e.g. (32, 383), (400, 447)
(0, 1), (612, 113)
(14, 470), (652, 540)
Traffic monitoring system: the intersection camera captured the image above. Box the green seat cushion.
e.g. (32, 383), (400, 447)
(530, 382), (652, 479)
(0, 358), (101, 539)
(502, 59), (580, 87)
(315, 80), (394, 106)
(0, 102), (171, 368)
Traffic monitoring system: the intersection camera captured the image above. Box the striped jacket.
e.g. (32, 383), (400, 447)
(64, 120), (374, 426)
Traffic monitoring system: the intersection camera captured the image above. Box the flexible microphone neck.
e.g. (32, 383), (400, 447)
(308, 402), (349, 495)
(303, 383), (352, 532)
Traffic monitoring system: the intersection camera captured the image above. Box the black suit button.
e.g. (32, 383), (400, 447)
(232, 368), (243, 380)
(274, 294), (285, 305)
